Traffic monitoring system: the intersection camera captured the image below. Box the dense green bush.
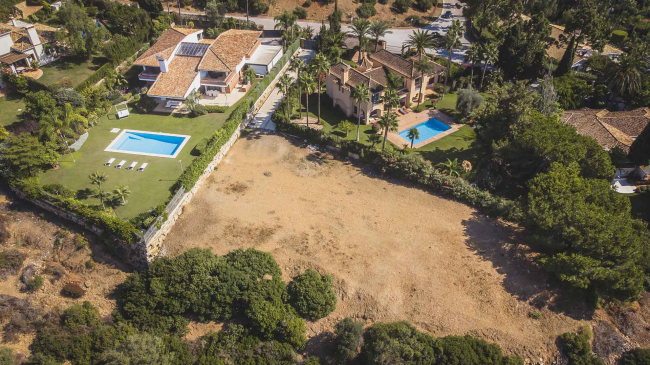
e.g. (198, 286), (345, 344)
(393, 0), (412, 13)
(362, 322), (437, 363)
(611, 30), (628, 44)
(103, 35), (142, 65)
(204, 105), (228, 113)
(621, 348), (650, 365)
(558, 332), (604, 365)
(334, 318), (364, 363)
(26, 275), (44, 292)
(435, 335), (523, 365)
(416, 0), (435, 11)
(0, 346), (14, 365)
(42, 184), (76, 199)
(357, 3), (377, 18)
(75, 63), (115, 92)
(288, 269), (337, 320)
(293, 6), (307, 19)
(0, 249), (27, 278)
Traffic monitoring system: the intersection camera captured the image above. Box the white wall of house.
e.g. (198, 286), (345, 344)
(268, 48), (283, 70)
(183, 74), (202, 99)
(0, 33), (13, 55)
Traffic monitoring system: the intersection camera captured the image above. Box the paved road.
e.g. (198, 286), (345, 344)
(175, 0), (472, 63)
(249, 49), (316, 130)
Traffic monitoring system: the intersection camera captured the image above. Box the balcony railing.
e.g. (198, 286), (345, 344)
(138, 71), (160, 81)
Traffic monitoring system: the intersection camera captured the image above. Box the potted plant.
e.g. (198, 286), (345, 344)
(30, 60), (39, 70)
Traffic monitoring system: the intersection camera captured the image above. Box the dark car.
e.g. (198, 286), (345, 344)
(442, 10), (453, 18)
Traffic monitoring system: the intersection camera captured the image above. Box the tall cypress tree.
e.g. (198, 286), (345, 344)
(554, 36), (576, 77)
(329, 0), (342, 33)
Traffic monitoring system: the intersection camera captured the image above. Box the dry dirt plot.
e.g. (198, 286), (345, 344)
(163, 134), (587, 361)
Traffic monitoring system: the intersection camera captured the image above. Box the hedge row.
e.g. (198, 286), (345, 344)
(74, 62), (115, 92)
(12, 179), (141, 244)
(205, 105), (228, 113)
(272, 109), (523, 223)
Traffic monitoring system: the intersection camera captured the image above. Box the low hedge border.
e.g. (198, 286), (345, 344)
(205, 105), (228, 113)
(271, 106), (523, 223)
(11, 179), (141, 244)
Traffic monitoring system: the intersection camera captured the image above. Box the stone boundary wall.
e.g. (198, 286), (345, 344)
(9, 186), (148, 269)
(142, 47), (302, 262)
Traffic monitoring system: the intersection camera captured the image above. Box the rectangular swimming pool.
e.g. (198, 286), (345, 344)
(104, 129), (190, 158)
(398, 118), (451, 145)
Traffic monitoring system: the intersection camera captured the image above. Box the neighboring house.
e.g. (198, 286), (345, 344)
(561, 108), (650, 153)
(0, 18), (57, 74)
(326, 49), (445, 123)
(135, 28), (282, 102)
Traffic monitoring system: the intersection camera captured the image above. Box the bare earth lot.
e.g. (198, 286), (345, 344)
(163, 134), (586, 361)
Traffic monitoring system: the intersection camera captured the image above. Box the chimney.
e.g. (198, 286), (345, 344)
(156, 55), (168, 73)
(377, 40), (385, 51)
(342, 66), (349, 85)
(25, 25), (41, 46)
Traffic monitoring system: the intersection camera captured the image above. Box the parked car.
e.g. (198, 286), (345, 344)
(442, 10), (453, 18)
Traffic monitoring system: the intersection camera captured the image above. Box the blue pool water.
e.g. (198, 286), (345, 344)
(105, 130), (190, 158)
(398, 118), (451, 145)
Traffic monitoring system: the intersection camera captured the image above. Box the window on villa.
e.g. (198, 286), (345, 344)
(372, 93), (379, 103)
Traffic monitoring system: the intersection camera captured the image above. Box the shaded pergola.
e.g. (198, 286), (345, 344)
(0, 50), (32, 75)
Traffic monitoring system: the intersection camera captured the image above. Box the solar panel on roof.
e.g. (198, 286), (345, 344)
(177, 42), (209, 57)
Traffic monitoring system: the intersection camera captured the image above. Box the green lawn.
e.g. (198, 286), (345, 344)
(415, 125), (479, 167)
(296, 93), (385, 146)
(0, 94), (25, 127)
(38, 56), (106, 87)
(40, 108), (229, 218)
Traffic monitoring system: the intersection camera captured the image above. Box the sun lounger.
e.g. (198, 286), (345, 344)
(104, 158), (115, 166)
(126, 161), (137, 170)
(116, 160), (126, 169)
(399, 107), (409, 115)
(137, 163), (148, 172)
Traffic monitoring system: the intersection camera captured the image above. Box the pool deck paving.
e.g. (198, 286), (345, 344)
(387, 109), (462, 148)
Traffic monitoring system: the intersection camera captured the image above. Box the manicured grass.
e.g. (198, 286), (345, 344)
(415, 125), (479, 166)
(0, 94), (25, 127)
(296, 93), (386, 147)
(38, 56), (106, 87)
(39, 108), (229, 218)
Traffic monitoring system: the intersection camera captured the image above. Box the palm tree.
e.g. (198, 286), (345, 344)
(414, 59), (435, 108)
(303, 25), (315, 40)
(243, 67), (256, 85)
(464, 43), (480, 88)
(479, 41), (498, 90)
(310, 53), (330, 124)
(378, 110), (399, 151)
(274, 11), (297, 49)
(607, 54), (643, 96)
(89, 171), (108, 210)
(291, 58), (306, 118)
(406, 29), (436, 60)
(277, 74), (293, 119)
(386, 72), (404, 91)
(437, 158), (461, 177)
(113, 185), (131, 205)
(368, 21), (392, 52)
(348, 18), (371, 63)
(443, 20), (465, 93)
(406, 127), (419, 148)
(351, 82), (370, 142)
(298, 71), (315, 127)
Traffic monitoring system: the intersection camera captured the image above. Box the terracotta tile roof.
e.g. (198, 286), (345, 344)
(13, 2), (43, 18)
(561, 108), (650, 153)
(198, 29), (262, 72)
(147, 55), (200, 98)
(370, 49), (414, 78)
(134, 28), (198, 67)
(328, 62), (387, 92)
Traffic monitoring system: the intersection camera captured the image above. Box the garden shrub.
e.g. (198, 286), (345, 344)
(611, 30), (628, 44)
(304, 0), (311, 6)
(393, 0), (412, 13)
(334, 318), (364, 363)
(406, 14), (423, 26)
(42, 184), (76, 199)
(62, 282), (86, 298)
(204, 105), (228, 113)
(136, 95), (158, 113)
(357, 3), (377, 18)
(189, 104), (207, 117)
(362, 322), (436, 364)
(293, 6), (307, 19)
(288, 269), (337, 320)
(456, 88), (484, 120)
(193, 138), (210, 156)
(106, 90), (122, 102)
(281, 317), (307, 350)
(620, 348), (650, 365)
(558, 332), (604, 365)
(54, 88), (85, 108)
